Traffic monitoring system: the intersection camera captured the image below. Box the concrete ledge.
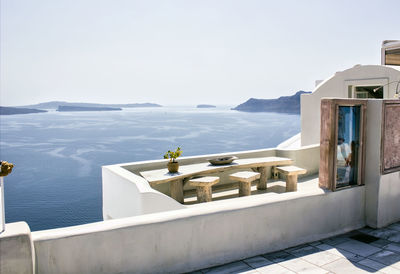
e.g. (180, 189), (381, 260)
(0, 222), (35, 274)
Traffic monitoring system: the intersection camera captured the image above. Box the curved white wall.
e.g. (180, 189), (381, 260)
(102, 165), (185, 220)
(301, 65), (400, 146)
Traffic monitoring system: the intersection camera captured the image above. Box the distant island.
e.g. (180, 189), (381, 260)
(0, 106), (48, 115)
(232, 90), (311, 114)
(57, 106), (122, 112)
(19, 101), (162, 109)
(197, 104), (216, 108)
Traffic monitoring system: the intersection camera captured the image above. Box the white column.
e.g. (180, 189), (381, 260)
(0, 177), (5, 233)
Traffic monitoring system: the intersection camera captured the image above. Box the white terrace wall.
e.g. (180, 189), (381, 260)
(365, 100), (400, 228)
(103, 145), (319, 220)
(0, 222), (35, 274)
(32, 184), (364, 274)
(301, 65), (400, 146)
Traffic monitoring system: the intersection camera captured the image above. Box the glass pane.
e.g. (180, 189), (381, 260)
(355, 92), (368, 98)
(336, 106), (361, 188)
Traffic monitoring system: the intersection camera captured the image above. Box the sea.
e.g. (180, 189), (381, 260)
(0, 106), (300, 231)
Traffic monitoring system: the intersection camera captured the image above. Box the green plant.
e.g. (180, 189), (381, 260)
(163, 147), (182, 163)
(0, 161), (14, 177)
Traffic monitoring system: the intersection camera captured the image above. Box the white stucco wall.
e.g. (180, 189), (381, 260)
(365, 100), (400, 228)
(33, 184), (364, 274)
(364, 100), (382, 227)
(0, 222), (35, 274)
(301, 65), (400, 146)
(377, 172), (400, 227)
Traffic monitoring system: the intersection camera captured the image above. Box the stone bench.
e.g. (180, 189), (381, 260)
(188, 176), (219, 203)
(229, 171), (260, 196)
(275, 166), (307, 192)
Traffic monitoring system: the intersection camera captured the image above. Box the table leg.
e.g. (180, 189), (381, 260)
(170, 179), (184, 203)
(257, 167), (268, 190)
(286, 175), (298, 192)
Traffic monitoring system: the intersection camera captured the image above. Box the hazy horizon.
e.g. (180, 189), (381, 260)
(1, 0), (399, 106)
(13, 101), (238, 107)
(8, 91), (308, 107)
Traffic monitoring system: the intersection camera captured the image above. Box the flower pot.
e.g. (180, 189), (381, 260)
(167, 162), (179, 173)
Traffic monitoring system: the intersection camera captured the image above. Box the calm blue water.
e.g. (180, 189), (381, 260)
(0, 106), (299, 231)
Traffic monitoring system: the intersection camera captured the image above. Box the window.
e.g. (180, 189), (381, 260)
(319, 99), (366, 191)
(354, 86), (383, 99)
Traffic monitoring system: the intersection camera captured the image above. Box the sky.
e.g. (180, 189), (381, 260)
(0, 0), (399, 106)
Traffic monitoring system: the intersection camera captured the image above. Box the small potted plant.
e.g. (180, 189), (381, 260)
(0, 161), (13, 177)
(164, 147), (182, 173)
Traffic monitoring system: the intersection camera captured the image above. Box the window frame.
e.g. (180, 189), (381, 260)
(319, 99), (367, 191)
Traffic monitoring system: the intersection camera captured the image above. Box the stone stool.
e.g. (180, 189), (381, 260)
(229, 171), (260, 197)
(188, 176), (219, 203)
(275, 166), (307, 192)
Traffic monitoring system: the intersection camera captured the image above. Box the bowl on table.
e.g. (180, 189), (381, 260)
(207, 156), (238, 165)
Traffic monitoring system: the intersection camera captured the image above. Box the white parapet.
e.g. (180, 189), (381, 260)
(0, 222), (35, 274)
(32, 181), (365, 274)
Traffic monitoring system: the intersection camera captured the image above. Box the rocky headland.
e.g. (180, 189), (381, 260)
(232, 90), (311, 114)
(20, 101), (162, 109)
(0, 106), (48, 115)
(57, 106), (122, 112)
(197, 104), (216, 108)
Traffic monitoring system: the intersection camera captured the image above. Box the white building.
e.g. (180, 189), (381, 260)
(301, 64), (400, 146)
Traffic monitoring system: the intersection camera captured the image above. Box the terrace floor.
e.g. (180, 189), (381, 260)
(190, 222), (400, 273)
